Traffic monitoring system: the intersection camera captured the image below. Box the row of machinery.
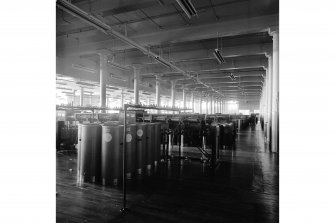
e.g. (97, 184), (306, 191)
(57, 110), (256, 185)
(77, 122), (161, 186)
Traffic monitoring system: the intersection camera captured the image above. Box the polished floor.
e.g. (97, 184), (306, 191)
(56, 124), (279, 223)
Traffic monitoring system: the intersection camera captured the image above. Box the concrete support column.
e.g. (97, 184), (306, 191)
(213, 97), (216, 114)
(182, 88), (186, 109)
(266, 54), (273, 144)
(171, 80), (176, 108)
(191, 92), (194, 113)
(210, 95), (213, 114)
(271, 29), (279, 153)
(206, 96), (209, 114)
(219, 99), (221, 113)
(121, 89), (124, 107)
(79, 87), (84, 106)
(221, 99), (223, 113)
(223, 99), (225, 113)
(212, 97), (215, 114)
(133, 65), (141, 105)
(73, 90), (76, 106)
(99, 53), (108, 109)
(89, 93), (92, 106)
(199, 94), (203, 114)
(155, 77), (161, 107)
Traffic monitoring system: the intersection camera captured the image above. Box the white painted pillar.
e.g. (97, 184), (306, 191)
(99, 53), (108, 108)
(121, 89), (124, 108)
(191, 91), (194, 113)
(206, 96), (209, 114)
(79, 87), (84, 106)
(73, 90), (76, 106)
(146, 97), (150, 106)
(155, 77), (161, 107)
(270, 28), (279, 153)
(210, 95), (213, 114)
(89, 93), (92, 106)
(171, 80), (176, 108)
(133, 65), (141, 104)
(219, 98), (221, 113)
(182, 88), (186, 109)
(199, 94), (203, 114)
(215, 98), (217, 113)
(266, 54), (273, 144)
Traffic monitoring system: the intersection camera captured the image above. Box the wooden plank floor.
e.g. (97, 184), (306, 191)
(56, 124), (279, 223)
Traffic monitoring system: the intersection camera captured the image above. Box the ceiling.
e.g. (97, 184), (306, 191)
(56, 0), (279, 104)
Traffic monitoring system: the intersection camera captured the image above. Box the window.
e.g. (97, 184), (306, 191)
(239, 110), (250, 115)
(227, 101), (239, 113)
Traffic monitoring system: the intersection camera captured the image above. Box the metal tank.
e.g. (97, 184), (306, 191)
(78, 123), (102, 183)
(125, 124), (136, 179)
(146, 123), (155, 170)
(101, 123), (123, 186)
(77, 124), (82, 184)
(153, 123), (162, 165)
(135, 123), (147, 175)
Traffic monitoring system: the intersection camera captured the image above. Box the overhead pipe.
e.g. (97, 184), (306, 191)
(56, 0), (223, 97)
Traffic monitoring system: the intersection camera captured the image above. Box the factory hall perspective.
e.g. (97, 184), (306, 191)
(56, 0), (279, 222)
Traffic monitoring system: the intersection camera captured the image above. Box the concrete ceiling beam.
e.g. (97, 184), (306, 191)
(57, 14), (278, 57)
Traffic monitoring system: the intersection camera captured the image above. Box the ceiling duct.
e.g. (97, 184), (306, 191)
(175, 0), (197, 19)
(56, 0), (223, 97)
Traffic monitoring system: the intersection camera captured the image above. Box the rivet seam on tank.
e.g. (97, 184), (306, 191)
(137, 129), (143, 137)
(126, 133), (132, 142)
(104, 133), (112, 142)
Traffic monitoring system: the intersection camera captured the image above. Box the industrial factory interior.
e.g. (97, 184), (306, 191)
(3, 0), (335, 223)
(55, 0), (279, 222)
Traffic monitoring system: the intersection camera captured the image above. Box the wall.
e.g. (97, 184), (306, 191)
(238, 101), (260, 112)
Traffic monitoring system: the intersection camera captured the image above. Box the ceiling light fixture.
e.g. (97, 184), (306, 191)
(110, 74), (127, 82)
(213, 32), (225, 64)
(107, 60), (131, 71)
(154, 56), (171, 68)
(72, 64), (96, 73)
(229, 73), (236, 81)
(213, 48), (225, 64)
(57, 87), (72, 91)
(106, 86), (119, 90)
(76, 81), (96, 87)
(175, 0), (197, 19)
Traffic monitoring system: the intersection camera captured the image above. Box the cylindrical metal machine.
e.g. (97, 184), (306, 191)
(146, 123), (155, 170)
(135, 123), (147, 174)
(125, 124), (136, 179)
(77, 124), (82, 184)
(101, 123), (123, 186)
(237, 119), (241, 131)
(78, 123), (102, 183)
(153, 123), (162, 165)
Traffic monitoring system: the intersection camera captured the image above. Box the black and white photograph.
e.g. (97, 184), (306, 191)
(2, 0), (335, 222)
(55, 0), (279, 222)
